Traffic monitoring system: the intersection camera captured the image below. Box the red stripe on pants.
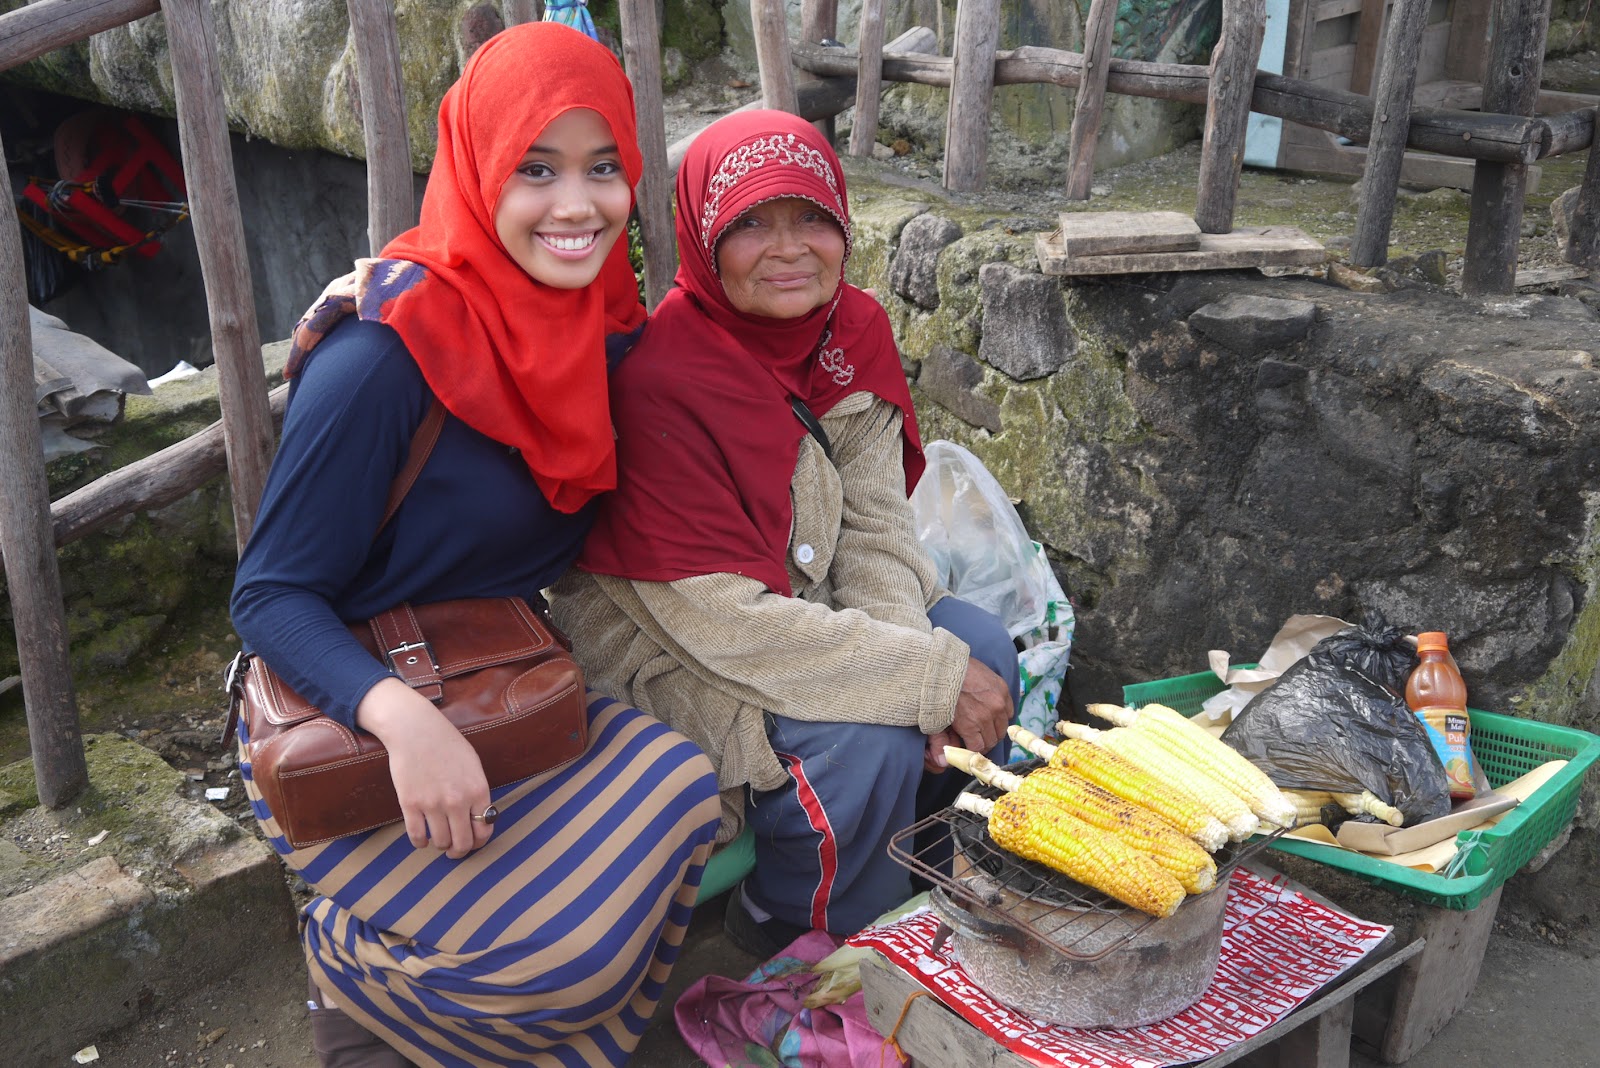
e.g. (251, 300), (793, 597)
(776, 749), (838, 930)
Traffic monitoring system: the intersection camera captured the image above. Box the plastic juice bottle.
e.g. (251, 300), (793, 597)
(1406, 632), (1477, 801)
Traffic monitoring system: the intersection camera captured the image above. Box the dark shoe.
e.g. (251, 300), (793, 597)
(722, 882), (811, 960)
(308, 976), (413, 1068)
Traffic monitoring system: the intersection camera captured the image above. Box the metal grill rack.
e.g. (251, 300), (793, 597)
(888, 767), (1288, 962)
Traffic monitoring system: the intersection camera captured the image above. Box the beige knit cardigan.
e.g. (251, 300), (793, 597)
(550, 391), (971, 841)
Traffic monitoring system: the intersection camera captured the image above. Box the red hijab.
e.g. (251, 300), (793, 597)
(331, 22), (645, 513)
(579, 110), (923, 593)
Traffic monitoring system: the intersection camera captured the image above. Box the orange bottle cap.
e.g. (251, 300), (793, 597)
(1416, 631), (1450, 653)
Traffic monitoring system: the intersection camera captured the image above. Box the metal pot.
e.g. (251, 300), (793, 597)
(930, 869), (1229, 1028)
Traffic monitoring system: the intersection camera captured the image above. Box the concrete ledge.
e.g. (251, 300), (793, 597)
(0, 745), (299, 1065)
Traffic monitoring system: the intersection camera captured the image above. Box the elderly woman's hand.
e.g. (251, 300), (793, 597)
(949, 657), (1013, 757)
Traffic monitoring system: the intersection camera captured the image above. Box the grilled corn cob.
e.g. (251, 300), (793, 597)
(1087, 702), (1299, 829)
(1056, 721), (1262, 842)
(1283, 788), (1405, 827)
(1008, 725), (1230, 852)
(953, 791), (1186, 918)
(946, 747), (1217, 894)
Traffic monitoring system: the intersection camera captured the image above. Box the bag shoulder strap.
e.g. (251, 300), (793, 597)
(377, 399), (447, 534)
(790, 395), (834, 463)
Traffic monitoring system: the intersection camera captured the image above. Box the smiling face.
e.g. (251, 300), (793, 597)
(714, 196), (846, 319)
(493, 108), (632, 289)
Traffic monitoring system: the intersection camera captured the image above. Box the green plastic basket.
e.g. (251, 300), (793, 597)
(1123, 669), (1600, 911)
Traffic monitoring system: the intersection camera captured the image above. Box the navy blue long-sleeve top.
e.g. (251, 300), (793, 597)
(230, 316), (631, 729)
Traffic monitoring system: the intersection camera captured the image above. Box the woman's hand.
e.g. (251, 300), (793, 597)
(949, 657), (1013, 757)
(355, 677), (494, 859)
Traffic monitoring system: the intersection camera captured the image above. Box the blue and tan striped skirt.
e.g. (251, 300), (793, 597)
(240, 694), (720, 1067)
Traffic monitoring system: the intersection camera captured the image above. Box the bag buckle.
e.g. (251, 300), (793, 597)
(220, 651), (248, 747)
(386, 640), (443, 703)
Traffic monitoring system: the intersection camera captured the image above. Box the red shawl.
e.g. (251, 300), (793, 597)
(326, 22), (646, 513)
(579, 110), (923, 593)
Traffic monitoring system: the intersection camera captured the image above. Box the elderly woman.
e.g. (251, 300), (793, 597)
(551, 110), (1020, 958)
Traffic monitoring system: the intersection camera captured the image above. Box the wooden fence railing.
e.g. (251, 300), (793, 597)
(769, 0), (1598, 286)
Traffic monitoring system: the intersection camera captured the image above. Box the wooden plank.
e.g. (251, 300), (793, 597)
(1444, 0), (1491, 83)
(945, 0), (1002, 191)
(52, 385), (289, 548)
(1515, 266), (1590, 288)
(0, 0), (159, 74)
(0, 132), (88, 809)
(1038, 226), (1327, 275)
(1566, 107), (1600, 268)
(1279, 125), (1528, 190)
(1351, 0), (1432, 266)
(162, 0), (275, 549)
(346, 0), (415, 253)
(847, 0), (887, 156)
(619, 0), (675, 308)
(1349, 0), (1387, 95)
(1316, 0), (1369, 22)
(1057, 210), (1202, 256)
(1197, 0), (1268, 232)
(861, 954), (1054, 1068)
(1461, 0), (1551, 295)
(1416, 19), (1450, 85)
(752, 0), (799, 114)
(1381, 886), (1503, 1062)
(1309, 43), (1357, 84)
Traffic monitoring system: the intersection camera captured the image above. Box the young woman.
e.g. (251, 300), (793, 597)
(230, 23), (719, 1067)
(552, 110), (1020, 959)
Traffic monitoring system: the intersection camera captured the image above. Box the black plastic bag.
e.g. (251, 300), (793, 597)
(1220, 617), (1451, 825)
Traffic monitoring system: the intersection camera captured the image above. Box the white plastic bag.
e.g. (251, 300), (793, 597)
(910, 440), (1060, 639)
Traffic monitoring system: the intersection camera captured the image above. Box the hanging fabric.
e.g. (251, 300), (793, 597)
(543, 0), (599, 40)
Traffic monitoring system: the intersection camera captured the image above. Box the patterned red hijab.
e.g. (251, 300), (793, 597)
(324, 22), (645, 513)
(579, 110), (923, 593)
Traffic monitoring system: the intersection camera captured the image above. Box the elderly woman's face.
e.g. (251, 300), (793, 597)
(715, 197), (845, 319)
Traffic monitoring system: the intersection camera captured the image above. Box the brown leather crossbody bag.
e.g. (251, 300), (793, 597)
(222, 401), (588, 848)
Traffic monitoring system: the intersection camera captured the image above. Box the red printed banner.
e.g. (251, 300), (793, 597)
(846, 867), (1391, 1068)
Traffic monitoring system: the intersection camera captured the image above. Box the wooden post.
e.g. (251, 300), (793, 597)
(945, 0), (1001, 192)
(1461, 0), (1550, 295)
(753, 0), (799, 114)
(0, 0), (159, 72)
(1350, 0), (1431, 266)
(847, 0), (888, 156)
(1195, 0), (1267, 233)
(1064, 0), (1118, 199)
(346, 0), (415, 253)
(800, 0), (838, 46)
(619, 0), (677, 308)
(503, 0), (540, 24)
(1565, 107), (1600, 268)
(161, 0), (275, 550)
(0, 137), (88, 809)
(800, 0), (840, 138)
